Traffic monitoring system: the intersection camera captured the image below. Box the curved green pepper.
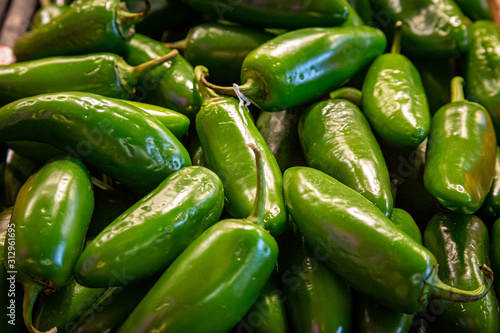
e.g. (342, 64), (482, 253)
(278, 224), (352, 332)
(4, 157), (94, 333)
(0, 51), (178, 106)
(369, 0), (469, 57)
(195, 66), (287, 236)
(125, 33), (202, 120)
(424, 213), (500, 332)
(480, 147), (500, 220)
(182, 0), (349, 29)
(166, 23), (274, 85)
(14, 0), (150, 61)
(299, 99), (393, 216)
(362, 22), (431, 147)
(0, 92), (191, 195)
(201, 26), (386, 112)
(424, 77), (496, 214)
(75, 166), (224, 287)
(117, 144), (279, 333)
(31, 0), (69, 30)
(284, 166), (493, 314)
(454, 0), (491, 21)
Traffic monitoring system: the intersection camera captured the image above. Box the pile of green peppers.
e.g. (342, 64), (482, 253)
(2, 0), (500, 332)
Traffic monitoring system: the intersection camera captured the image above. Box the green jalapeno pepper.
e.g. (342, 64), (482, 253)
(278, 223), (352, 333)
(369, 0), (469, 57)
(201, 26), (386, 112)
(4, 157), (94, 333)
(480, 147), (500, 220)
(0, 92), (191, 195)
(454, 0), (491, 21)
(424, 77), (496, 214)
(284, 166), (493, 315)
(75, 166), (224, 287)
(14, 0), (150, 61)
(117, 144), (279, 333)
(362, 22), (431, 147)
(125, 33), (202, 120)
(182, 0), (349, 29)
(299, 98), (393, 216)
(424, 213), (500, 332)
(195, 66), (287, 236)
(31, 0), (69, 29)
(0, 51), (178, 106)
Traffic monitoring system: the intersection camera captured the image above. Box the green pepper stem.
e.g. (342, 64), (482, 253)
(329, 87), (363, 108)
(200, 74), (261, 98)
(451, 76), (465, 102)
(131, 49), (178, 76)
(163, 39), (189, 51)
(391, 21), (403, 54)
(195, 66), (221, 100)
(22, 280), (57, 333)
(247, 143), (266, 227)
(117, 0), (151, 28)
(426, 264), (494, 303)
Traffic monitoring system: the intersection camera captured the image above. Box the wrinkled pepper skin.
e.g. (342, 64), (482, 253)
(424, 213), (500, 333)
(299, 99), (393, 216)
(126, 34), (202, 120)
(466, 21), (500, 141)
(182, 0), (349, 29)
(424, 83), (496, 214)
(480, 147), (500, 220)
(0, 92), (191, 195)
(196, 97), (287, 236)
(454, 0), (491, 21)
(75, 166), (224, 288)
(278, 225), (352, 333)
(241, 26), (386, 111)
(14, 0), (143, 61)
(369, 0), (469, 56)
(117, 220), (279, 333)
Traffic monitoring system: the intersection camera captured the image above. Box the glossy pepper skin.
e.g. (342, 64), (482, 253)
(362, 22), (431, 147)
(369, 0), (469, 57)
(299, 99), (393, 216)
(278, 224), (352, 333)
(466, 21), (500, 141)
(0, 51), (178, 106)
(424, 213), (500, 332)
(203, 26), (386, 112)
(14, 0), (149, 61)
(5, 157), (94, 333)
(75, 166), (224, 288)
(284, 167), (493, 314)
(182, 0), (349, 29)
(126, 33), (202, 120)
(454, 0), (491, 21)
(0, 92), (191, 195)
(480, 147), (500, 219)
(424, 77), (496, 214)
(196, 67), (287, 236)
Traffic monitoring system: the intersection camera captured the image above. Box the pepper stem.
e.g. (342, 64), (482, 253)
(426, 264), (494, 302)
(451, 76), (465, 102)
(329, 87), (363, 108)
(117, 0), (151, 28)
(391, 21), (403, 54)
(163, 39), (189, 51)
(22, 280), (57, 333)
(200, 74), (260, 98)
(195, 66), (221, 100)
(247, 143), (266, 227)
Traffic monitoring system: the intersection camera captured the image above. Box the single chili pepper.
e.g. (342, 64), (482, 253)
(256, 108), (305, 173)
(2, 150), (42, 207)
(14, 0), (150, 62)
(480, 147), (500, 220)
(182, 0), (349, 29)
(465, 20), (500, 141)
(75, 165), (224, 287)
(347, 0), (372, 24)
(0, 51), (178, 106)
(231, 272), (289, 333)
(424, 213), (500, 332)
(117, 144), (279, 333)
(278, 223), (352, 333)
(369, 0), (469, 57)
(31, 0), (69, 30)
(454, 0), (491, 21)
(0, 92), (191, 195)
(201, 26), (386, 112)
(4, 157), (94, 333)
(424, 77), (496, 214)
(284, 166), (494, 314)
(125, 33), (202, 120)
(299, 99), (393, 216)
(195, 66), (287, 236)
(362, 21), (431, 147)
(165, 23), (274, 85)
